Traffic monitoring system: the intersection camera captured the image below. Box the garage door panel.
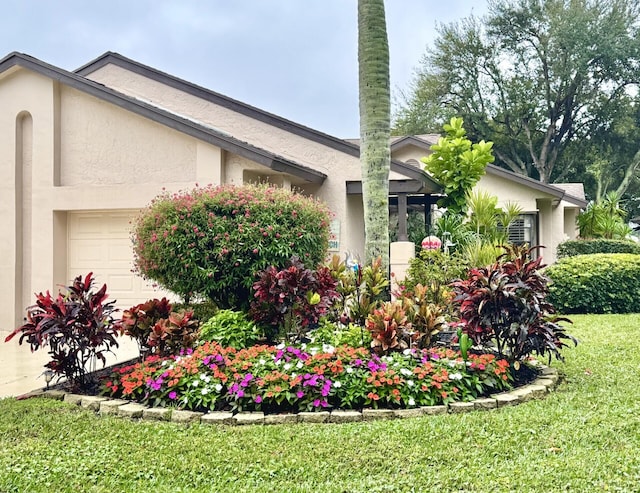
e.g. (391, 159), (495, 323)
(68, 211), (174, 310)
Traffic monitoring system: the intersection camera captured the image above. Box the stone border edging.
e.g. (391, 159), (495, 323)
(27, 367), (560, 426)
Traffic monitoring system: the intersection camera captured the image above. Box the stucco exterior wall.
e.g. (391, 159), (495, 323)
(59, 86), (197, 185)
(85, 63), (365, 263)
(0, 68), (227, 330)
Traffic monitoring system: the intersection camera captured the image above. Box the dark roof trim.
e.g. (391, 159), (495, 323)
(75, 52), (441, 191)
(0, 52), (325, 184)
(391, 134), (587, 208)
(76, 52), (362, 152)
(346, 179), (439, 195)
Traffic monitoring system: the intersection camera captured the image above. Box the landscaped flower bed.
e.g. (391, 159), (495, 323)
(102, 342), (513, 414)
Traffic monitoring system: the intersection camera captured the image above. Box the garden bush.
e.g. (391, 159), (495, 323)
(546, 253), (640, 314)
(556, 238), (640, 258)
(132, 184), (332, 309)
(199, 309), (262, 349)
(250, 257), (339, 342)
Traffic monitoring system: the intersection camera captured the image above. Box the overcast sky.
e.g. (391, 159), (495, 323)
(2, 1), (488, 138)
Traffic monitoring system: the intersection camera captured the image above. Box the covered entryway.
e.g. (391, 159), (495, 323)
(67, 211), (172, 310)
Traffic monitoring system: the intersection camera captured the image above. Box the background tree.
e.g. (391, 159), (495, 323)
(394, 0), (640, 193)
(358, 0), (391, 270)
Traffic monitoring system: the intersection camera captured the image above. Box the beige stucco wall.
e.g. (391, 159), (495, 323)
(0, 68), (227, 331)
(86, 63), (367, 262)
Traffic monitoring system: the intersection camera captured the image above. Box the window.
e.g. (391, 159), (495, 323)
(507, 214), (537, 246)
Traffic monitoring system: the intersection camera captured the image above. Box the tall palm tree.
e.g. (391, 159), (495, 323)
(358, 0), (391, 271)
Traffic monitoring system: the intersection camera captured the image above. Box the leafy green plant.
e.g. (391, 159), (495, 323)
(309, 319), (372, 348)
(4, 273), (120, 391)
(250, 257), (338, 342)
(421, 117), (494, 215)
(199, 309), (262, 349)
(334, 256), (390, 326)
(546, 253), (640, 314)
(577, 191), (631, 239)
(132, 184), (332, 309)
(557, 238), (640, 258)
(403, 248), (468, 307)
(451, 245), (576, 363)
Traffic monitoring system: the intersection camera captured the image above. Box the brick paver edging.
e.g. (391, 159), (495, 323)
(27, 366), (560, 426)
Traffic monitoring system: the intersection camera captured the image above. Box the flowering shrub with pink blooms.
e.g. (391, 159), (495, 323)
(132, 184), (332, 309)
(102, 342), (512, 412)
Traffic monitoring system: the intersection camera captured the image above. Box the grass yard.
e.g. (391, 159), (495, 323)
(1, 313), (639, 493)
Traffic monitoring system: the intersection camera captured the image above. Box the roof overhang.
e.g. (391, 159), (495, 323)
(0, 52), (326, 184)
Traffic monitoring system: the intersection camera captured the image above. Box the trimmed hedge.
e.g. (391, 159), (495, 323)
(557, 239), (640, 259)
(546, 253), (640, 314)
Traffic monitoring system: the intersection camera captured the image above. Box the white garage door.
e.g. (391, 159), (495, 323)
(68, 211), (174, 310)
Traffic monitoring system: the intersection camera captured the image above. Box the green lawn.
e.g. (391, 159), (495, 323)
(1, 314), (639, 493)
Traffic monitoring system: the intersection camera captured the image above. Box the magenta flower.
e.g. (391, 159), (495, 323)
(254, 395), (263, 403)
(168, 391), (177, 400)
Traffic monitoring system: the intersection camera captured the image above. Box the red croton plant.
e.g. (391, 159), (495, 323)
(5, 273), (120, 391)
(451, 244), (577, 364)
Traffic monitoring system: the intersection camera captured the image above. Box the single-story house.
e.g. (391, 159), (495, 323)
(0, 52), (587, 331)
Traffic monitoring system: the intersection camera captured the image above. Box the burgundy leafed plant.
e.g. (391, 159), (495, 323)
(5, 273), (120, 391)
(451, 244), (576, 363)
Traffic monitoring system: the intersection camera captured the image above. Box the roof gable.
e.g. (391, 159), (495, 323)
(0, 52), (326, 183)
(391, 134), (587, 208)
(75, 52), (440, 191)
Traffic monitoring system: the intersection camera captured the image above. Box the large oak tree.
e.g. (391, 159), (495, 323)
(395, 0), (640, 193)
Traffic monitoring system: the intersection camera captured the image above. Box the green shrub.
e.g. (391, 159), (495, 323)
(546, 253), (640, 314)
(132, 184), (332, 309)
(173, 300), (218, 323)
(403, 249), (468, 305)
(309, 319), (372, 348)
(199, 310), (262, 349)
(557, 239), (640, 258)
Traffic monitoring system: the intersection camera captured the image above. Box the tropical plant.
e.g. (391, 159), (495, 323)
(146, 310), (200, 357)
(132, 184), (332, 309)
(451, 245), (576, 363)
(358, 0), (391, 269)
(119, 297), (172, 357)
(250, 257), (339, 342)
(577, 192), (632, 239)
(199, 309), (262, 349)
(421, 117), (494, 214)
(365, 301), (410, 355)
(4, 273), (120, 391)
(336, 256), (390, 326)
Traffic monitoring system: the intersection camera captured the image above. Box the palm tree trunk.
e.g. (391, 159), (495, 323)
(358, 0), (391, 270)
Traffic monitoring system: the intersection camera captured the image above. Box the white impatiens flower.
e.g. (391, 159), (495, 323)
(283, 363), (292, 370)
(192, 380), (199, 387)
(408, 398), (416, 407)
(258, 359), (266, 365)
(214, 384), (223, 392)
(450, 372), (463, 380)
(400, 368), (413, 377)
(201, 388), (209, 395)
(402, 349), (412, 356)
(333, 381), (342, 388)
(346, 367), (354, 374)
(276, 343), (285, 350)
(296, 361), (304, 369)
(407, 380), (415, 387)
(322, 344), (335, 353)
